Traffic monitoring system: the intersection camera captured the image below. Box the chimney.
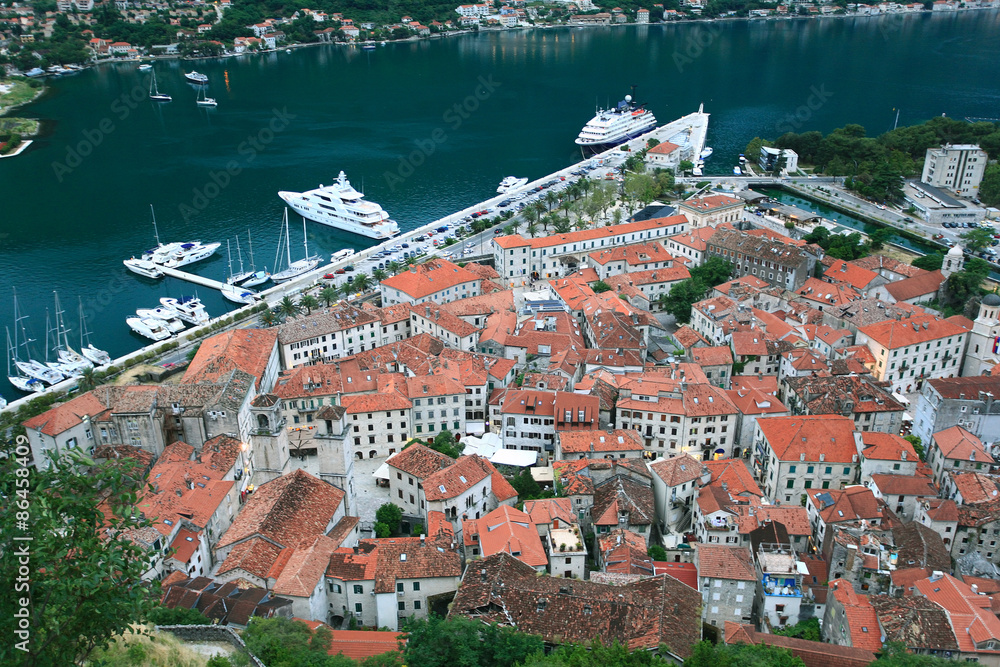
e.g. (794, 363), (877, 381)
(420, 534), (426, 543)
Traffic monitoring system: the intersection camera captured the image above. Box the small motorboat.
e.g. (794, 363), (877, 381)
(184, 71), (209, 84)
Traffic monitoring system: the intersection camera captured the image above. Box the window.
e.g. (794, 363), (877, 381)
(398, 601), (406, 611)
(355, 603), (363, 613)
(397, 582), (404, 593)
(414, 600), (421, 610)
(354, 585), (363, 594)
(413, 582), (420, 591)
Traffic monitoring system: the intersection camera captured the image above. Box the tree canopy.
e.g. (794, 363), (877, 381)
(0, 449), (158, 666)
(518, 639), (674, 666)
(660, 257), (734, 324)
(683, 641), (806, 667)
(403, 615), (543, 667)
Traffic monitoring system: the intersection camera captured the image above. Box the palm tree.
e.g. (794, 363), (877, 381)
(339, 281), (355, 299)
(544, 191), (558, 212)
(298, 293), (319, 315)
(319, 287), (338, 307)
(387, 260), (401, 275)
(372, 268), (388, 282)
(78, 366), (98, 392)
(352, 274), (372, 294)
(278, 296), (299, 320)
(526, 221), (538, 238)
(260, 309), (278, 327)
(553, 218), (571, 234)
(534, 202), (549, 233)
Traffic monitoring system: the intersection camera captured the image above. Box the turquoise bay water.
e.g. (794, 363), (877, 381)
(2, 12), (1000, 397)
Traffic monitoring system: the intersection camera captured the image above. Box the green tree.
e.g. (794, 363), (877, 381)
(319, 286), (339, 306)
(744, 136), (770, 163)
(0, 450), (158, 666)
(373, 268), (388, 282)
(78, 365), (98, 392)
(260, 309), (278, 327)
(871, 642), (958, 666)
(961, 227), (993, 254)
(592, 280), (613, 293)
(146, 604), (209, 625)
(376, 503), (403, 535)
(278, 295), (299, 319)
(387, 260), (401, 275)
(298, 293), (319, 315)
(678, 159), (694, 174)
(904, 435), (925, 461)
(944, 257), (990, 308)
(520, 639), (672, 666)
(243, 617), (325, 666)
(868, 228), (894, 251)
(375, 522), (391, 538)
(771, 617), (821, 641)
(662, 278), (710, 324)
(684, 641), (805, 667)
(980, 163), (1000, 207)
(352, 273), (372, 294)
(403, 615), (543, 667)
(690, 257), (733, 289)
(912, 253), (944, 271)
(647, 545), (667, 561)
(430, 430), (463, 458)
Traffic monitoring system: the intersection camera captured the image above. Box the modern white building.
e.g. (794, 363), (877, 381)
(921, 144), (988, 198)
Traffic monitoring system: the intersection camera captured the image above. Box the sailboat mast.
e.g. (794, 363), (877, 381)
(285, 208), (292, 267)
(226, 239), (233, 279)
(236, 237), (245, 274)
(78, 296), (88, 348)
(302, 218), (309, 260)
(151, 204), (160, 245)
(53, 291), (67, 350)
(247, 229), (256, 270)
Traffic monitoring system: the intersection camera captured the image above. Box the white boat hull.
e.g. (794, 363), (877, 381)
(160, 297), (209, 325)
(124, 258), (164, 279)
(81, 344), (111, 366)
(271, 258), (321, 283)
(127, 317), (171, 341)
(9, 375), (46, 393)
(16, 359), (65, 385)
(221, 285), (258, 305)
(241, 271), (271, 288)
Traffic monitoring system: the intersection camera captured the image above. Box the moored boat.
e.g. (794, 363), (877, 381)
(160, 296), (209, 325)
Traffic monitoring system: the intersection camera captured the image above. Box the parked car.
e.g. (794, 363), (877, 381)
(344, 265), (355, 272)
(334, 268), (346, 274)
(323, 273), (336, 279)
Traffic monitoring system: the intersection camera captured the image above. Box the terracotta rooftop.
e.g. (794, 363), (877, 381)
(858, 313), (966, 349)
(524, 498), (576, 527)
(558, 429), (643, 455)
(933, 425), (992, 463)
(450, 552), (701, 655)
(869, 590), (958, 652)
(697, 544), (756, 581)
(591, 476), (654, 528)
(884, 269), (945, 302)
(926, 374), (1000, 400)
(828, 579), (884, 652)
(649, 454), (706, 487)
(861, 431), (918, 461)
(724, 622), (875, 667)
(183, 328), (277, 390)
(807, 486), (884, 525)
(326, 535), (461, 592)
(380, 258), (481, 300)
(870, 474), (937, 497)
(757, 415), (859, 463)
(294, 622), (404, 661)
(463, 505), (548, 567)
(216, 469), (344, 552)
(385, 443), (455, 479)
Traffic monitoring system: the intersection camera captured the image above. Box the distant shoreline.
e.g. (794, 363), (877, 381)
(14, 5), (999, 111)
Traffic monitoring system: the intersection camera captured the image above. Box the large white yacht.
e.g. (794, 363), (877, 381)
(575, 89), (657, 150)
(278, 171), (400, 240)
(127, 317), (171, 341)
(160, 296), (210, 325)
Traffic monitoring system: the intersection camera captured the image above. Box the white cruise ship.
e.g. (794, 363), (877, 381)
(575, 90), (657, 150)
(278, 172), (399, 240)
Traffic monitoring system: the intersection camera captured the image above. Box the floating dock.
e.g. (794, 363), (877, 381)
(157, 265), (230, 291)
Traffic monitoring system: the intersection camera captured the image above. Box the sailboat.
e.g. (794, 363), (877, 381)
(7, 327), (45, 394)
(46, 292), (92, 376)
(240, 229), (270, 287)
(11, 290), (65, 386)
(271, 209), (322, 284)
(78, 296), (111, 366)
(149, 69), (171, 102)
(196, 86), (217, 108)
(220, 283), (259, 305)
(227, 237), (255, 285)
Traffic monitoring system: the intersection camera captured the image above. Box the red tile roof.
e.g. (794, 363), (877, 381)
(828, 579), (883, 652)
(858, 313), (966, 350)
(294, 622), (404, 661)
(697, 544), (756, 580)
(463, 505), (547, 567)
(723, 622), (875, 667)
(524, 498), (575, 527)
(326, 536), (461, 592)
(758, 415), (858, 463)
(216, 469), (344, 552)
(558, 429), (643, 455)
(808, 486), (884, 525)
(386, 443), (455, 479)
(678, 194), (742, 212)
(183, 328), (277, 389)
(649, 454), (706, 487)
(380, 258), (481, 300)
(691, 345), (733, 366)
(861, 432), (918, 461)
(423, 454), (493, 502)
(933, 425), (992, 463)
(870, 474), (938, 497)
(823, 259), (879, 291)
(884, 270), (945, 302)
(450, 552), (701, 654)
